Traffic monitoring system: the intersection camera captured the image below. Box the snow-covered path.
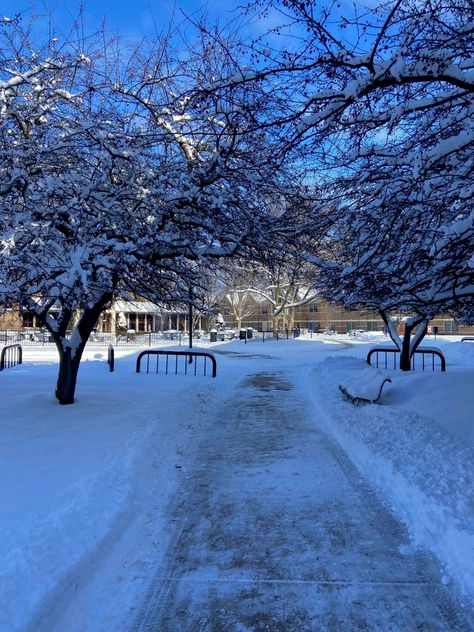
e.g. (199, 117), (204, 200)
(132, 364), (468, 631)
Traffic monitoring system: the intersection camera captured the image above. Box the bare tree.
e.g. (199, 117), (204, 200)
(219, 265), (256, 330)
(234, 259), (317, 331)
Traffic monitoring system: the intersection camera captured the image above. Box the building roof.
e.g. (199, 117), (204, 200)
(110, 300), (162, 315)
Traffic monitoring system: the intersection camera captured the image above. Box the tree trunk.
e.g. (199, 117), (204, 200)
(286, 310), (295, 331)
(55, 345), (84, 405)
(51, 299), (111, 404)
(400, 326), (413, 371)
(399, 319), (428, 371)
(379, 310), (428, 372)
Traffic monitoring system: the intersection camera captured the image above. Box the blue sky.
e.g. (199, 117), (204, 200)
(2, 0), (268, 42)
(2, 1), (375, 56)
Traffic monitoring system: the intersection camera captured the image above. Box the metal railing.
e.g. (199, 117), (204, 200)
(107, 344), (115, 372)
(241, 331), (277, 343)
(0, 329), (210, 348)
(0, 330), (53, 346)
(136, 350), (217, 377)
(367, 347), (446, 372)
(0, 344), (23, 371)
(0, 328), (296, 347)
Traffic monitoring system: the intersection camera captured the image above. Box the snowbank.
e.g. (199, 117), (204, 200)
(309, 354), (474, 600)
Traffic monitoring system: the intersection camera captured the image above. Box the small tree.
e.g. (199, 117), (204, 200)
(238, 260), (318, 331)
(223, 288), (255, 331)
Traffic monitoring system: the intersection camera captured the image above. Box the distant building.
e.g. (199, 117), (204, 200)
(219, 295), (473, 336)
(101, 300), (206, 333)
(0, 300), (197, 335)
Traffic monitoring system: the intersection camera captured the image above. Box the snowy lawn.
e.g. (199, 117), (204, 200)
(0, 335), (472, 629)
(0, 344), (242, 631)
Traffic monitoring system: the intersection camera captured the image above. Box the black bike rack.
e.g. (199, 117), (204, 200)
(367, 347), (446, 371)
(0, 344), (23, 371)
(136, 350), (217, 377)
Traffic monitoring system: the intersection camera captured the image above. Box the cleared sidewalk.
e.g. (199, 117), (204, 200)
(134, 368), (470, 631)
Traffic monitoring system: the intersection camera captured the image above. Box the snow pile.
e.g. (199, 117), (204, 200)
(310, 355), (474, 599)
(442, 340), (474, 368)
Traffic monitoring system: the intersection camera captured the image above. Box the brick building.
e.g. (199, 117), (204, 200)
(219, 295), (474, 336)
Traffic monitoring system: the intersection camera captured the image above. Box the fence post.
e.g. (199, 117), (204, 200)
(107, 344), (115, 372)
(263, 331), (265, 343)
(149, 332), (151, 347)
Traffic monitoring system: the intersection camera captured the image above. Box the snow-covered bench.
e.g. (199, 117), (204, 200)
(339, 366), (392, 404)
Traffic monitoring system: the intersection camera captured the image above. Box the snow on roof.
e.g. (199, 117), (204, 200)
(110, 300), (162, 315)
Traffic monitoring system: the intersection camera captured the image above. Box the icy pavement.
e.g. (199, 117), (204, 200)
(133, 367), (471, 631)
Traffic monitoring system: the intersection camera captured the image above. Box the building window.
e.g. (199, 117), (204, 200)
(261, 308), (268, 315)
(346, 321), (357, 332)
(129, 314), (136, 330)
(445, 320), (458, 334)
(22, 312), (36, 328)
(147, 315), (154, 332)
(309, 304), (318, 313)
(102, 313), (112, 333)
(367, 321), (379, 331)
(137, 314), (146, 332)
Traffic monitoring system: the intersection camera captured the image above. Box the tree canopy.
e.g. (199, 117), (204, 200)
(0, 17), (307, 402)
